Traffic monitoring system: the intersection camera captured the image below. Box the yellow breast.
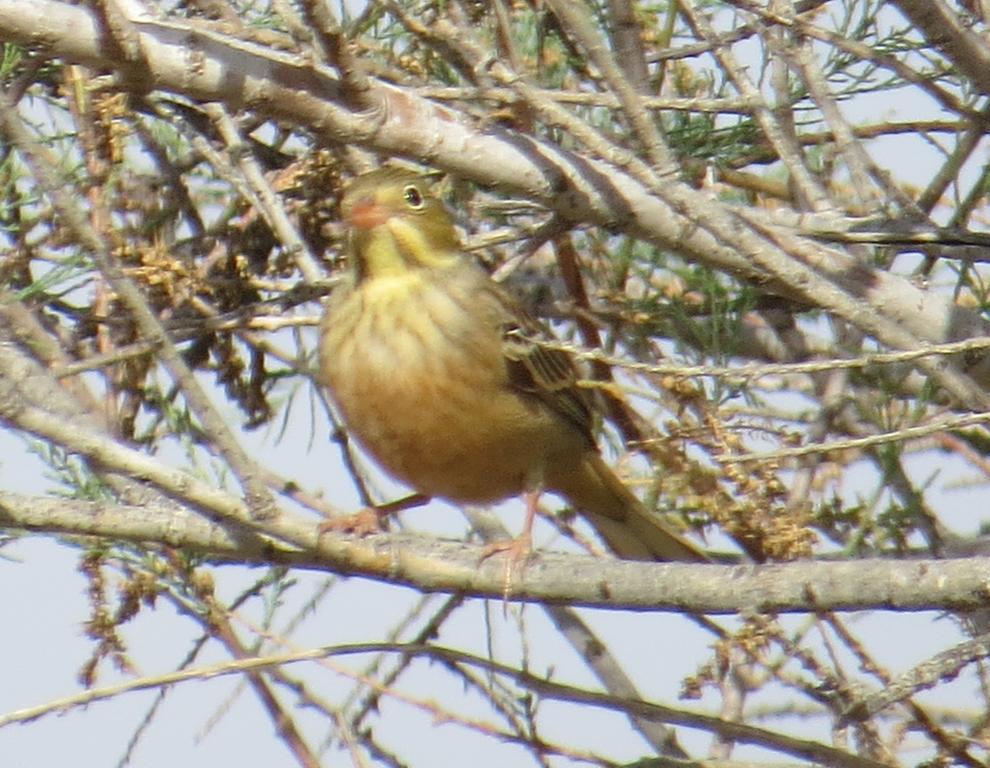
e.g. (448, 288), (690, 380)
(320, 271), (580, 503)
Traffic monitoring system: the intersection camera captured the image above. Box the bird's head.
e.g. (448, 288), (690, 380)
(340, 168), (461, 280)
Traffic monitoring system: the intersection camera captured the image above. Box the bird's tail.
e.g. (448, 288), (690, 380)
(556, 454), (707, 562)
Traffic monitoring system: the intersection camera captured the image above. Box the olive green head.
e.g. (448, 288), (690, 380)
(340, 168), (461, 279)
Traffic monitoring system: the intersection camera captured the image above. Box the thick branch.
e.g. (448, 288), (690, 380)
(891, 0), (990, 99)
(3, 492), (989, 615)
(1, 0), (989, 394)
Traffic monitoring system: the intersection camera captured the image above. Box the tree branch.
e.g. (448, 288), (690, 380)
(890, 0), (990, 99)
(2, 0), (990, 398)
(2, 491), (989, 614)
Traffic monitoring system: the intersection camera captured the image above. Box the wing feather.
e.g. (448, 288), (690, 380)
(492, 287), (596, 445)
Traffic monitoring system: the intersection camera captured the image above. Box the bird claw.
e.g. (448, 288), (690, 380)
(318, 507), (389, 537)
(318, 493), (429, 538)
(480, 531), (533, 600)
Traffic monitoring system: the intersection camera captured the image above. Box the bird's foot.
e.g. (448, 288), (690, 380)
(317, 493), (430, 537)
(318, 507), (389, 536)
(480, 530), (533, 600)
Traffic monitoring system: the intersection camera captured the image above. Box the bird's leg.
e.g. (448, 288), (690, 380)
(480, 487), (541, 597)
(319, 493), (430, 536)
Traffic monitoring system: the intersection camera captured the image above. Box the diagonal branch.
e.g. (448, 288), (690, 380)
(1, 0), (989, 401)
(891, 0), (990, 99)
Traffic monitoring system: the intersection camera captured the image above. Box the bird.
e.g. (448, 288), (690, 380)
(318, 166), (706, 563)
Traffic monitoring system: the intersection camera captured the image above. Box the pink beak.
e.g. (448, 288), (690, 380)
(348, 197), (389, 230)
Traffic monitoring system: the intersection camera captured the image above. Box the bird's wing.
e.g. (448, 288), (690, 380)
(489, 284), (597, 446)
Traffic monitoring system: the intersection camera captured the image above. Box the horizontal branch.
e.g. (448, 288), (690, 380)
(3, 491), (989, 615)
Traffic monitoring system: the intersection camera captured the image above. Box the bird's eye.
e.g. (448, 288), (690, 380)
(403, 185), (424, 209)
